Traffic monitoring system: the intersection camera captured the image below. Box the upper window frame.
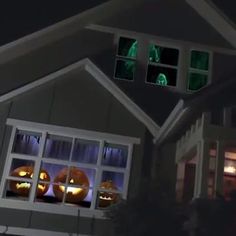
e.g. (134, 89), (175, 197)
(113, 36), (138, 82)
(145, 40), (181, 88)
(187, 48), (213, 92)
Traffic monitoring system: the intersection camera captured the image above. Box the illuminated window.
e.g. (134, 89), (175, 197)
(0, 120), (136, 215)
(146, 44), (179, 87)
(188, 50), (210, 91)
(114, 37), (137, 81)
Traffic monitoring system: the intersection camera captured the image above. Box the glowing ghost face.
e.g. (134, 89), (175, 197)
(156, 73), (168, 86)
(10, 166), (50, 197)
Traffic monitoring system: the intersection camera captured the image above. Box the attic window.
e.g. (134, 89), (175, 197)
(146, 44), (179, 87)
(114, 37), (137, 81)
(188, 50), (210, 91)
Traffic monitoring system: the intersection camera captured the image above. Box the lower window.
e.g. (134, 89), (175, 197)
(0, 120), (136, 212)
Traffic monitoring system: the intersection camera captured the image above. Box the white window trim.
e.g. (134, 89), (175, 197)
(113, 33), (214, 93)
(145, 40), (181, 89)
(0, 119), (140, 219)
(113, 35), (137, 82)
(186, 48), (213, 92)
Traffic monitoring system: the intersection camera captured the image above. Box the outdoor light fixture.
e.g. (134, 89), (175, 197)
(224, 165), (236, 174)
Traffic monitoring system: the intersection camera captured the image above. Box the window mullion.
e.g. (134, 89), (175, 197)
(61, 138), (75, 204)
(29, 132), (46, 203)
(177, 47), (189, 91)
(90, 140), (104, 210)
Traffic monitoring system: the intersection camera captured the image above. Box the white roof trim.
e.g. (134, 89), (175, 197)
(87, 24), (236, 55)
(85, 60), (160, 137)
(186, 0), (236, 49)
(154, 99), (185, 144)
(0, 58), (159, 137)
(0, 0), (144, 65)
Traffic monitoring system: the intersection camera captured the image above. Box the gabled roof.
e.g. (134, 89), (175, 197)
(211, 0), (236, 25)
(94, 0), (236, 50)
(0, 0), (235, 67)
(186, 0), (236, 48)
(155, 69), (236, 144)
(0, 0), (143, 64)
(0, 58), (160, 137)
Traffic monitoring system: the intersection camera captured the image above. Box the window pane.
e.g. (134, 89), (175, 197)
(40, 162), (67, 184)
(12, 130), (41, 156)
(118, 37), (137, 58)
(43, 135), (72, 160)
(224, 160), (236, 176)
(4, 179), (31, 200)
(115, 59), (135, 81)
(149, 44), (179, 66)
(102, 143), (128, 168)
(101, 171), (124, 191)
(72, 139), (99, 164)
(68, 167), (95, 188)
(65, 188), (93, 208)
(188, 73), (208, 91)
(191, 50), (209, 70)
(36, 163), (68, 203)
(9, 159), (35, 179)
(147, 65), (177, 86)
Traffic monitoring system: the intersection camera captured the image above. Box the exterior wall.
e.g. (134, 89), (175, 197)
(0, 29), (114, 96)
(98, 0), (232, 49)
(212, 53), (236, 83)
(153, 142), (177, 199)
(0, 70), (148, 235)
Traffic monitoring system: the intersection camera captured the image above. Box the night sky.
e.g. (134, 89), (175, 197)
(0, 1), (109, 46)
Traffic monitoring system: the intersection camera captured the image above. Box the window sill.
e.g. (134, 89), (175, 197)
(0, 198), (107, 219)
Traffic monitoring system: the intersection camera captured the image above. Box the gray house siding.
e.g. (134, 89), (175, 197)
(0, 29), (114, 96)
(97, 0), (233, 49)
(0, 69), (149, 235)
(212, 53), (236, 83)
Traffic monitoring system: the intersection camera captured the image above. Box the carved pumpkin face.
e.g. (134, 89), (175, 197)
(10, 166), (50, 197)
(99, 180), (118, 207)
(53, 167), (89, 203)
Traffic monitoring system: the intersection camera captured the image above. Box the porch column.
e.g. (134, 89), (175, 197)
(194, 140), (210, 198)
(214, 141), (225, 196)
(176, 162), (185, 202)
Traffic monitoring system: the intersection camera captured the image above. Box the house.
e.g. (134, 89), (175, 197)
(0, 0), (235, 235)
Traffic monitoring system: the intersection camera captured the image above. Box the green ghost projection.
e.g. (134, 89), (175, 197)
(149, 45), (161, 63)
(191, 51), (209, 70)
(124, 40), (137, 74)
(127, 40), (137, 58)
(156, 73), (167, 86)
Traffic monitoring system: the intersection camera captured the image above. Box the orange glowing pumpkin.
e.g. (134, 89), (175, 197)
(99, 180), (118, 207)
(53, 167), (89, 203)
(10, 166), (50, 197)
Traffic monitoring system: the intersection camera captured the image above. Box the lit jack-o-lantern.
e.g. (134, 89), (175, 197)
(53, 167), (89, 203)
(10, 166), (50, 197)
(99, 180), (118, 207)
